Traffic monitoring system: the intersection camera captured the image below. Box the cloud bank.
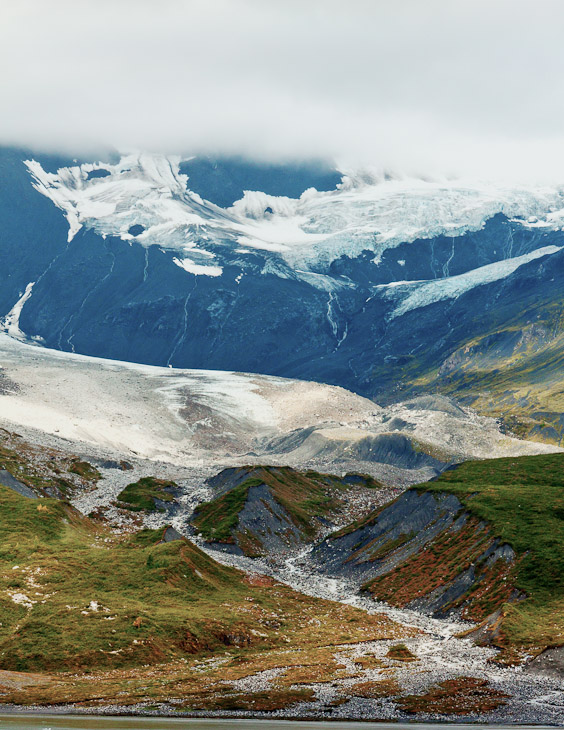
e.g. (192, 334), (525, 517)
(3, 0), (564, 181)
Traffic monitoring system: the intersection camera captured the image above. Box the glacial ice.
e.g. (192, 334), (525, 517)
(0, 283), (35, 340)
(24, 152), (564, 280)
(389, 244), (562, 318)
(173, 257), (223, 277)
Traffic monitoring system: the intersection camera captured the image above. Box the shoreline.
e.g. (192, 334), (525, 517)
(0, 706), (562, 727)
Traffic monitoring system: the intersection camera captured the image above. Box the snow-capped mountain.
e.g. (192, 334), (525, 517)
(3, 145), (564, 441)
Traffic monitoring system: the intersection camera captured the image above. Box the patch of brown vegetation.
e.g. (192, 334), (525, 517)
(363, 517), (517, 620)
(242, 573), (275, 588)
(343, 678), (400, 699)
(176, 621), (256, 654)
(397, 676), (509, 715)
(0, 670), (51, 691)
(278, 657), (356, 685)
(236, 529), (264, 558)
(209, 646), (350, 685)
(354, 654), (383, 670)
(386, 643), (418, 662)
(181, 687), (315, 712)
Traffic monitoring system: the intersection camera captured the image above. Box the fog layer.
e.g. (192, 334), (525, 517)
(2, 0), (564, 181)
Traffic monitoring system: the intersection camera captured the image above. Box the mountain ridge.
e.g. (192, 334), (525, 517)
(4, 147), (564, 441)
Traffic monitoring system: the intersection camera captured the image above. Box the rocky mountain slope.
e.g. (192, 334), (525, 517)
(310, 453), (564, 663)
(4, 147), (564, 440)
(190, 465), (384, 557)
(2, 143), (564, 720)
(1, 434), (564, 721)
(408, 301), (564, 443)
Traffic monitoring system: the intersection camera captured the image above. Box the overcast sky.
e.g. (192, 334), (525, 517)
(3, 0), (564, 181)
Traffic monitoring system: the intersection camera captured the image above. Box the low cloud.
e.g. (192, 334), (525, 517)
(3, 0), (564, 181)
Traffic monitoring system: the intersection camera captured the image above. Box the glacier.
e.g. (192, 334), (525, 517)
(388, 244), (562, 318)
(5, 145), (564, 399)
(24, 152), (564, 275)
(0, 283), (35, 340)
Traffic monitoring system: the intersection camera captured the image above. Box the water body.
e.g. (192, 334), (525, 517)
(0, 717), (555, 730)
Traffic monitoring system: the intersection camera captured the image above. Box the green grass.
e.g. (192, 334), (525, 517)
(419, 453), (564, 649)
(0, 486), (280, 670)
(386, 643), (418, 662)
(69, 460), (101, 482)
(192, 466), (382, 552)
(0, 484), (404, 681)
(0, 484), (287, 671)
(405, 300), (564, 445)
(116, 476), (176, 512)
(192, 478), (262, 542)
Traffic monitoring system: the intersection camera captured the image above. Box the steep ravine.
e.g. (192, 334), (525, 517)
(313, 489), (519, 623)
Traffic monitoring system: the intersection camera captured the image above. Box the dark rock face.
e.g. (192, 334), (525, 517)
(161, 526), (183, 542)
(313, 490), (462, 584)
(229, 482), (307, 556)
(192, 465), (381, 558)
(178, 155), (342, 208)
(86, 169), (111, 180)
(2, 145), (564, 418)
(0, 469), (37, 499)
(313, 488), (516, 619)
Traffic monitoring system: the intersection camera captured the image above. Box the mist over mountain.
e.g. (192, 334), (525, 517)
(3, 2), (564, 723)
(4, 0), (564, 181)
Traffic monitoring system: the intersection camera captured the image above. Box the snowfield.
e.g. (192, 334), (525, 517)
(0, 333), (377, 465)
(388, 244), (562, 318)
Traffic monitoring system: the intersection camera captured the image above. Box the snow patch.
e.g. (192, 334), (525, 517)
(0, 283), (35, 340)
(173, 257), (223, 277)
(295, 269), (352, 292)
(390, 245), (562, 318)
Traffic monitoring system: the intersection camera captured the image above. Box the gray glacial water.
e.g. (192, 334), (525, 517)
(0, 717), (556, 730)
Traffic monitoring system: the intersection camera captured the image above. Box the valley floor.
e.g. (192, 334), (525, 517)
(0, 425), (561, 724)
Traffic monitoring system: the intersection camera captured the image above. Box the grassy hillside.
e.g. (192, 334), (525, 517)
(0, 430), (101, 498)
(420, 453), (564, 654)
(0, 482), (402, 684)
(191, 465), (382, 556)
(116, 476), (176, 512)
(411, 301), (564, 444)
(323, 452), (564, 660)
